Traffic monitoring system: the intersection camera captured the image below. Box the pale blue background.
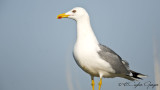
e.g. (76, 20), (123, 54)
(0, 0), (160, 90)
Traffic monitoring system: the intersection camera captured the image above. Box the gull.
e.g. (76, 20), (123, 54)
(57, 7), (146, 90)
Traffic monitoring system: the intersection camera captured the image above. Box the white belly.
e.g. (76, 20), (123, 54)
(73, 42), (115, 77)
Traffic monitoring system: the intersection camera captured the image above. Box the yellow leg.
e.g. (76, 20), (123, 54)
(98, 78), (102, 90)
(91, 80), (95, 90)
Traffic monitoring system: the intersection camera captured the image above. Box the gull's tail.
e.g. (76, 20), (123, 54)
(130, 70), (147, 80)
(121, 60), (147, 80)
(124, 70), (147, 81)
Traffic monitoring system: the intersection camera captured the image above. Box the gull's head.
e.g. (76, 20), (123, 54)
(57, 7), (89, 21)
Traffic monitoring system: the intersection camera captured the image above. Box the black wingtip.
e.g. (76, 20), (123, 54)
(130, 70), (147, 80)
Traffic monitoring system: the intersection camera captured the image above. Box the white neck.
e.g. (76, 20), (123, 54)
(76, 17), (99, 45)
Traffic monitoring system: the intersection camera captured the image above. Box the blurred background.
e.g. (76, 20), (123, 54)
(0, 0), (160, 90)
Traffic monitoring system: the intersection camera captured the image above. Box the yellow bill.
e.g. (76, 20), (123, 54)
(57, 13), (69, 19)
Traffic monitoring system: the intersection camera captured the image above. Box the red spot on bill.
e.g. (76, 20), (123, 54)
(58, 16), (62, 19)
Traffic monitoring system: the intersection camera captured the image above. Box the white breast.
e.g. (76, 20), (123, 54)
(73, 41), (115, 77)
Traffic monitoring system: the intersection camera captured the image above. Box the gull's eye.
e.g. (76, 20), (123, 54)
(72, 10), (76, 13)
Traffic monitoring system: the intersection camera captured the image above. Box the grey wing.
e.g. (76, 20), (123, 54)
(122, 60), (130, 70)
(98, 44), (130, 75)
